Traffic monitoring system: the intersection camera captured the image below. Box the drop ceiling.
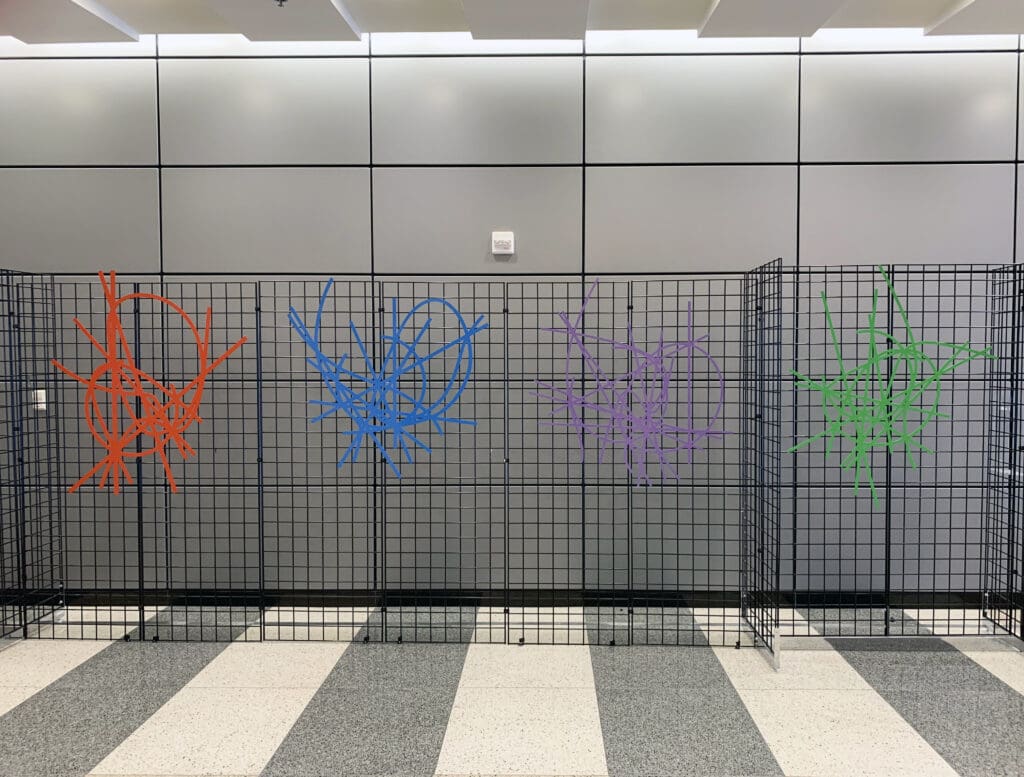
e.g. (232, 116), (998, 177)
(0, 0), (1021, 44)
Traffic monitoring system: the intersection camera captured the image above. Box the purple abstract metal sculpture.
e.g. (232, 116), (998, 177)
(533, 280), (729, 485)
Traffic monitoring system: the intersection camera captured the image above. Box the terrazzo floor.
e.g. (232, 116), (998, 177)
(0, 609), (1021, 777)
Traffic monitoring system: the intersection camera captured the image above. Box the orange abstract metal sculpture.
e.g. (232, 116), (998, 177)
(52, 271), (247, 494)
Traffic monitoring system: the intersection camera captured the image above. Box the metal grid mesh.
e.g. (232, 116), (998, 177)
(783, 265), (1002, 638)
(984, 265), (1023, 640)
(0, 268), (1018, 646)
(0, 271), (62, 639)
(742, 260), (783, 652)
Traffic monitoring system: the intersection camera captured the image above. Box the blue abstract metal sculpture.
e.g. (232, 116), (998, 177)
(288, 280), (488, 478)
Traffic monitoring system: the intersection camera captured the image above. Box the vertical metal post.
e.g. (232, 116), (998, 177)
(502, 285), (510, 645)
(740, 271), (750, 626)
(883, 266), (895, 636)
(626, 281), (634, 646)
(1010, 266), (1023, 640)
(133, 285), (145, 641)
(8, 280), (28, 637)
(48, 278), (66, 619)
(255, 283), (265, 640)
(377, 282), (387, 641)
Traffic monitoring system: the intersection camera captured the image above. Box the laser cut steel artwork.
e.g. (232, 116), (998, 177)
(789, 265), (993, 503)
(288, 278), (488, 479)
(533, 279), (730, 486)
(51, 271), (247, 494)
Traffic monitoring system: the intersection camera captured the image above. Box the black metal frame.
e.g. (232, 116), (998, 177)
(984, 264), (1024, 640)
(0, 265), (1021, 646)
(742, 260), (783, 653)
(0, 270), (62, 639)
(783, 264), (1013, 638)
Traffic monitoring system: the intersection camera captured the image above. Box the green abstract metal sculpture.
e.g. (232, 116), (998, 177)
(789, 265), (993, 503)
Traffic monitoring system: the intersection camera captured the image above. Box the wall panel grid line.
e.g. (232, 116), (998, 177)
(0, 268), (1020, 649)
(2, 41), (1023, 276)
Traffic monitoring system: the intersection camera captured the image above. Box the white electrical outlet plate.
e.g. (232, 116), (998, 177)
(491, 231), (514, 256)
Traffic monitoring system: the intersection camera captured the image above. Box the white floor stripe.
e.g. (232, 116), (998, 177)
(713, 614), (959, 777)
(0, 638), (111, 716)
(88, 619), (367, 777)
(435, 644), (608, 776)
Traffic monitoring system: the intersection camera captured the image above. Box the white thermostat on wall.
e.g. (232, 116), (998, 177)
(491, 231), (515, 256)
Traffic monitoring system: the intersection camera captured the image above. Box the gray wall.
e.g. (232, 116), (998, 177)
(0, 30), (1020, 274)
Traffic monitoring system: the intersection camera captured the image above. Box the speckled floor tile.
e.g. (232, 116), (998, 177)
(435, 686), (608, 776)
(953, 644), (1024, 695)
(0, 685), (37, 717)
(459, 644), (595, 688)
(48, 642), (227, 692)
(590, 645), (729, 690)
(833, 639), (1024, 777)
(596, 685), (781, 777)
(260, 642), (468, 777)
(714, 644), (869, 691)
(0, 639), (110, 687)
(320, 643), (469, 690)
(878, 689), (1024, 777)
(739, 688), (957, 777)
(0, 642), (227, 777)
(89, 686), (315, 776)
(261, 686), (461, 777)
(188, 642), (347, 688)
(590, 644), (778, 776)
(830, 637), (1009, 691)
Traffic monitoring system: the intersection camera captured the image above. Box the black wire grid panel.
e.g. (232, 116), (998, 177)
(742, 260), (783, 653)
(985, 265), (1024, 641)
(782, 264), (1016, 638)
(0, 271), (62, 639)
(0, 268), (1020, 644)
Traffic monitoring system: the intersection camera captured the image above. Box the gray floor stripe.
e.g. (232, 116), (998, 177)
(260, 641), (470, 777)
(590, 641), (783, 777)
(799, 606), (927, 636)
(369, 605), (477, 643)
(0, 641), (227, 777)
(830, 637), (1024, 777)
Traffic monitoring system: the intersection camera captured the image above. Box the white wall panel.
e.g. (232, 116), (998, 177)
(0, 169), (159, 272)
(162, 168), (370, 273)
(159, 58), (369, 165)
(800, 164), (1014, 265)
(373, 167), (582, 273)
(586, 55), (798, 163)
(802, 53), (1017, 162)
(0, 59), (156, 165)
(586, 166), (798, 272)
(372, 57), (582, 164)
